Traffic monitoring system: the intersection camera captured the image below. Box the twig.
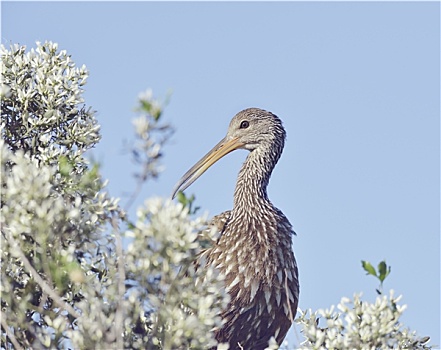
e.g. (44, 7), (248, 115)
(8, 232), (81, 320)
(124, 168), (146, 212)
(112, 215), (125, 350)
(0, 315), (23, 350)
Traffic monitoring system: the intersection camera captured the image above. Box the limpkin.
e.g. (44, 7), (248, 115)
(172, 108), (299, 349)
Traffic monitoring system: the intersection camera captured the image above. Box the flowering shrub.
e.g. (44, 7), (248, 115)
(124, 198), (228, 349)
(1, 42), (227, 349)
(1, 42), (99, 156)
(1, 41), (120, 349)
(296, 264), (432, 350)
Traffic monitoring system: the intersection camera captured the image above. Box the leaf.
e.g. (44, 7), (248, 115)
(176, 192), (199, 215)
(59, 155), (73, 177)
(361, 260), (377, 277)
(378, 260), (391, 283)
(126, 221), (136, 230)
(176, 191), (188, 207)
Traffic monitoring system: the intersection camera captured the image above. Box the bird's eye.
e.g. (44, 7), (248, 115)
(240, 120), (249, 129)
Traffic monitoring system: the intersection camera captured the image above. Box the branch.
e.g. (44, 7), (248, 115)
(0, 315), (23, 350)
(112, 215), (125, 350)
(7, 232), (82, 320)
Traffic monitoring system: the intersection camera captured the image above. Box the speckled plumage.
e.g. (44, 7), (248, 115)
(173, 108), (299, 350)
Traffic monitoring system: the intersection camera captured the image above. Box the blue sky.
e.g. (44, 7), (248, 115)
(3, 1), (440, 347)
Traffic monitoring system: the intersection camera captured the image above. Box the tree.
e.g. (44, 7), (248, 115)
(1, 42), (433, 350)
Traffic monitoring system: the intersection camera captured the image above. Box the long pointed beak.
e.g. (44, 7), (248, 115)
(171, 136), (245, 199)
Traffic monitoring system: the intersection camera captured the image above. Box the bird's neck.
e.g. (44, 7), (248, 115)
(232, 146), (279, 211)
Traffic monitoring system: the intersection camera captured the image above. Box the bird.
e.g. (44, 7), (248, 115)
(172, 108), (299, 350)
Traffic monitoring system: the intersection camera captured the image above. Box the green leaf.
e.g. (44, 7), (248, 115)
(59, 155), (73, 177)
(378, 260), (391, 283)
(176, 191), (199, 215)
(176, 191), (188, 207)
(361, 260), (377, 277)
(126, 221), (136, 230)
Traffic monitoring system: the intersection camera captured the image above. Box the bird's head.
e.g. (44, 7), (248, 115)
(171, 108), (286, 199)
(226, 108), (286, 151)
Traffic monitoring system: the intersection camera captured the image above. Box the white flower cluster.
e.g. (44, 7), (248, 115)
(296, 290), (432, 350)
(1, 41), (100, 155)
(128, 89), (173, 186)
(0, 137), (121, 348)
(124, 198), (229, 349)
(1, 42), (120, 348)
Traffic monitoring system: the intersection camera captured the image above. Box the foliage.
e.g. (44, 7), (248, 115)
(295, 261), (432, 350)
(361, 260), (391, 295)
(1, 42), (99, 156)
(176, 192), (200, 216)
(1, 41), (227, 350)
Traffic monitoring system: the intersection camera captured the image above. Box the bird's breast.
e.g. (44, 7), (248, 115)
(203, 216), (298, 306)
(213, 254), (299, 350)
(200, 207), (299, 349)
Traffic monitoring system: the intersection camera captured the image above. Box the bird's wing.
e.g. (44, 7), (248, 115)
(198, 210), (232, 248)
(275, 207), (297, 236)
